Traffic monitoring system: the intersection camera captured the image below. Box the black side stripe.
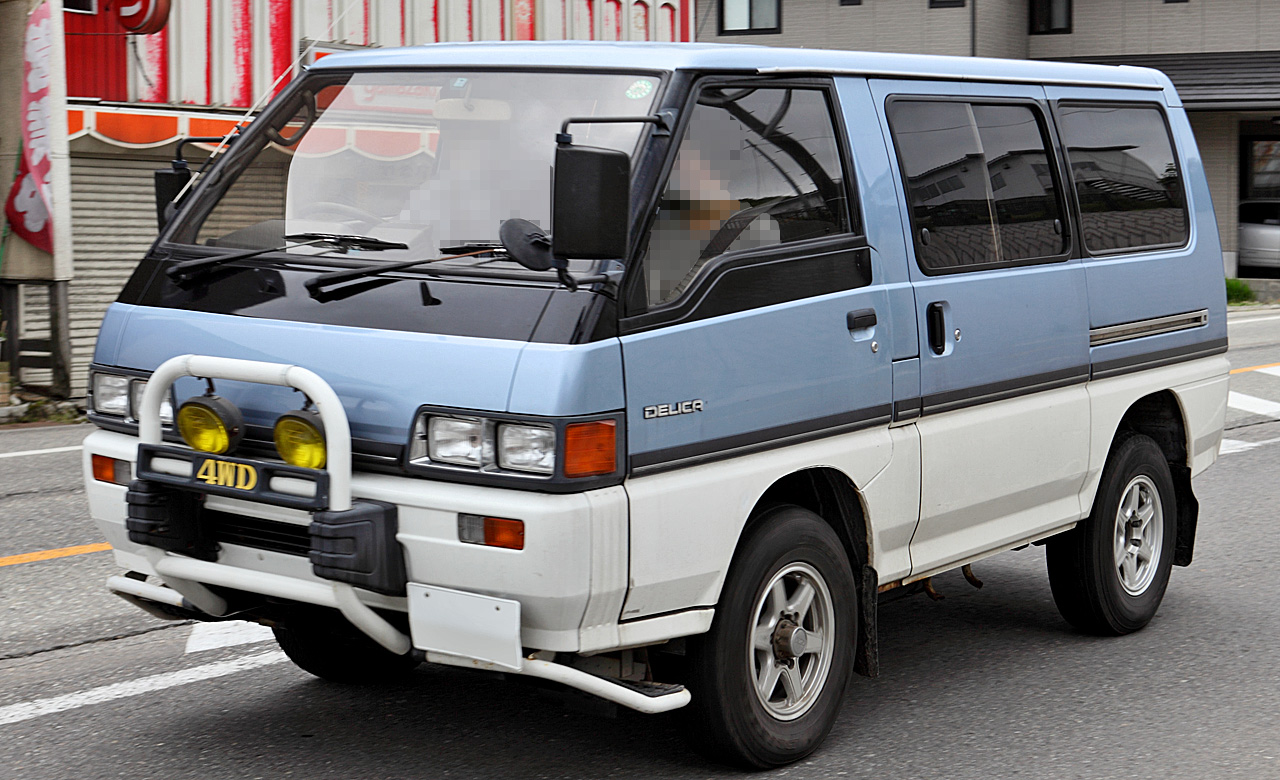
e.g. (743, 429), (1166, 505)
(630, 404), (893, 476)
(921, 365), (1090, 416)
(1090, 337), (1228, 380)
(628, 339), (1225, 476)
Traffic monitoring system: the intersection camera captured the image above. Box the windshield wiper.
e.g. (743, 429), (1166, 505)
(304, 247), (496, 297)
(166, 233), (408, 283)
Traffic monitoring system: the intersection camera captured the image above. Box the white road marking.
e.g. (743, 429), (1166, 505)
(0, 445), (82, 460)
(1256, 366), (1280, 380)
(0, 650), (287, 727)
(185, 621), (275, 654)
(1220, 439), (1259, 455)
(1227, 392), (1280, 420)
(1228, 314), (1280, 326)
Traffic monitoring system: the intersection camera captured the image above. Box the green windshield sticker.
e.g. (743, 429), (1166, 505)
(625, 79), (654, 100)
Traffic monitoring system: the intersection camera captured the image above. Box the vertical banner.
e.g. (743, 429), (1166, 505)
(3, 2), (54, 254)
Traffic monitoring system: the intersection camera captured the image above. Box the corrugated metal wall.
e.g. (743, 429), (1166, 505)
(15, 157), (288, 397)
(64, 8), (129, 101)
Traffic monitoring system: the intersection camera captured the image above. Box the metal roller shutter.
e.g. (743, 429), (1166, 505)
(16, 155), (285, 398)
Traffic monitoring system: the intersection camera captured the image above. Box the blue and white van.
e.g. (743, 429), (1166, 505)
(83, 43), (1229, 767)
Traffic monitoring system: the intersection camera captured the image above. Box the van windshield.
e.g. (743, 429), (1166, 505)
(175, 70), (662, 271)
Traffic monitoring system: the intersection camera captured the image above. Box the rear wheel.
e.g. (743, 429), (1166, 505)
(684, 506), (856, 768)
(1046, 431), (1177, 635)
(273, 613), (418, 684)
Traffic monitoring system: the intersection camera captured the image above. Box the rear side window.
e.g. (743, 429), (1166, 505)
(1056, 104), (1188, 254)
(888, 100), (1066, 273)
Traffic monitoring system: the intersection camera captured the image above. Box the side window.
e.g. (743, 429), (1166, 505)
(888, 99), (1066, 273)
(645, 86), (851, 307)
(1056, 104), (1189, 254)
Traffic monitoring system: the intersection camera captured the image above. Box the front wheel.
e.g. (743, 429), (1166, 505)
(1046, 431), (1177, 635)
(273, 612), (419, 684)
(684, 506), (856, 768)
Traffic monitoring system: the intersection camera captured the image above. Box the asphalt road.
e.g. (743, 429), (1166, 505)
(4, 309), (1280, 779)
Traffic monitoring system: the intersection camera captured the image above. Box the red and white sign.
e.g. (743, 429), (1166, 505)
(4, 2), (54, 254)
(116, 0), (171, 35)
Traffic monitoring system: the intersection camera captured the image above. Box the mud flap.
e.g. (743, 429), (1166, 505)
(855, 564), (878, 678)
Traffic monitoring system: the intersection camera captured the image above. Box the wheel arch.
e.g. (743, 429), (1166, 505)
(1113, 390), (1198, 567)
(749, 467), (880, 677)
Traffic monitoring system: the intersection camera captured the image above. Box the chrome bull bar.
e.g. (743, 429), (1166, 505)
(134, 354), (409, 654)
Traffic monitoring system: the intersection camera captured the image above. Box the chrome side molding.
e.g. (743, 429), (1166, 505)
(1090, 309), (1209, 347)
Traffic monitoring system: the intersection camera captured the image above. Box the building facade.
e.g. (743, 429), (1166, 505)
(1, 0), (693, 397)
(699, 0), (1278, 280)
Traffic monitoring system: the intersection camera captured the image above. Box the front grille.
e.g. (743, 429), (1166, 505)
(206, 509), (310, 556)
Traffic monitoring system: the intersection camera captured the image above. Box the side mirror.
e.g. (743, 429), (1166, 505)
(154, 135), (235, 230)
(552, 144), (629, 260)
(154, 161), (191, 231)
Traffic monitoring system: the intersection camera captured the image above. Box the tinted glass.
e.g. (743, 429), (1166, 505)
(185, 70), (658, 272)
(890, 101), (999, 271)
(1241, 202), (1280, 225)
(972, 104), (1065, 261)
(645, 87), (850, 305)
(1057, 105), (1188, 253)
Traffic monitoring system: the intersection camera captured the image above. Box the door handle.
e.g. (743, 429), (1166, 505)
(927, 302), (946, 355)
(846, 308), (877, 331)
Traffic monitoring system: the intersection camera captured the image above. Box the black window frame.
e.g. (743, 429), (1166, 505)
(718, 0), (782, 35)
(886, 94), (1074, 277)
(929, 0), (966, 8)
(1029, 0), (1072, 35)
(620, 76), (868, 332)
(1052, 99), (1190, 258)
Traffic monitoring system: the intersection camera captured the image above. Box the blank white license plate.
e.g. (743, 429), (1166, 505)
(406, 584), (523, 671)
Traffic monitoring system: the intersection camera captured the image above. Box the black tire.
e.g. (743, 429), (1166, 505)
(273, 614), (419, 684)
(683, 506), (857, 768)
(1046, 431), (1177, 635)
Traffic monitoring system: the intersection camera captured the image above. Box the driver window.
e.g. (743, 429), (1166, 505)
(645, 85), (851, 306)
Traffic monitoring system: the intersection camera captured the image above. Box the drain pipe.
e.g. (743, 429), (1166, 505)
(970, 0), (977, 57)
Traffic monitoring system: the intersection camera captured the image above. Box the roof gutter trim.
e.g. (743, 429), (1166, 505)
(755, 66), (1165, 91)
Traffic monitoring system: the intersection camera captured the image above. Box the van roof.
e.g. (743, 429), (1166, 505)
(309, 41), (1177, 100)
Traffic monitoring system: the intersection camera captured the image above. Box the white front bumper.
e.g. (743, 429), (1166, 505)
(84, 428), (628, 653)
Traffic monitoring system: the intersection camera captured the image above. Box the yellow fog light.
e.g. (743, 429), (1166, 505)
(176, 396), (244, 454)
(274, 410), (327, 469)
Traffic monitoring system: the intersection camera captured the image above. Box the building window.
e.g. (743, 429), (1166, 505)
(840, 0), (862, 5)
(1030, 0), (1071, 34)
(720, 0), (781, 34)
(929, 0), (966, 7)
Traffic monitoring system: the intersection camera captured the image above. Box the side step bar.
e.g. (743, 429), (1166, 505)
(107, 573), (692, 715)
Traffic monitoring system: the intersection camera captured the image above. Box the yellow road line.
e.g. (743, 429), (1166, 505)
(1230, 361), (1280, 375)
(0, 543), (112, 568)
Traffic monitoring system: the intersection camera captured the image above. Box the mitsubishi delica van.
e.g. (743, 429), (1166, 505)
(82, 43), (1229, 767)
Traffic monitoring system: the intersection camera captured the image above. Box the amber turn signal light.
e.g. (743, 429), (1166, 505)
(563, 420), (617, 478)
(91, 454), (131, 485)
(458, 514), (525, 550)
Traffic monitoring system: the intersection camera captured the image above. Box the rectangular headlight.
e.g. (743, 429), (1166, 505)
(92, 374), (130, 416)
(497, 423), (556, 474)
(129, 379), (174, 424)
(428, 416), (487, 467)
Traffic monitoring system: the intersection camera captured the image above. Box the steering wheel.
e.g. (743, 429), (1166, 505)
(297, 201), (383, 229)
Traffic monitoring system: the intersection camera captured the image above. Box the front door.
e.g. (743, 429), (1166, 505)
(618, 78), (894, 618)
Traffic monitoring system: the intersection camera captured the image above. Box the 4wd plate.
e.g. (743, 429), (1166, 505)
(194, 457), (259, 491)
(136, 443), (330, 511)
